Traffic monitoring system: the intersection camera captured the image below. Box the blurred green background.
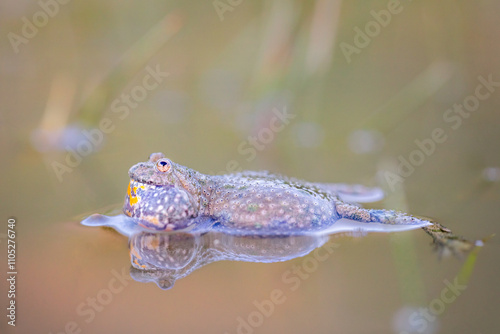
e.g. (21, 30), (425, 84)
(1, 0), (499, 333)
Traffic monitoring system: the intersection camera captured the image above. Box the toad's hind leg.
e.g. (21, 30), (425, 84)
(420, 222), (478, 257)
(335, 202), (429, 226)
(334, 201), (477, 257)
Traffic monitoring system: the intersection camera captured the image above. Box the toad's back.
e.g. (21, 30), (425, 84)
(203, 171), (338, 232)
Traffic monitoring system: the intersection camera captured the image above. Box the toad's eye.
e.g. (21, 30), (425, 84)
(155, 159), (172, 173)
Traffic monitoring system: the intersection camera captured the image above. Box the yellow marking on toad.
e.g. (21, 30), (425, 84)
(127, 181), (144, 207)
(130, 244), (142, 260)
(141, 215), (161, 228)
(133, 258), (147, 269)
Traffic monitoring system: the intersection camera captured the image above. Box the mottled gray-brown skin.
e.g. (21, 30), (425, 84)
(124, 153), (476, 254)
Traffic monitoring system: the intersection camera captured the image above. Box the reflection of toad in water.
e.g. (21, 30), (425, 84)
(128, 232), (329, 290)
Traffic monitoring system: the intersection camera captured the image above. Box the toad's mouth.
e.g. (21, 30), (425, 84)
(129, 176), (164, 186)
